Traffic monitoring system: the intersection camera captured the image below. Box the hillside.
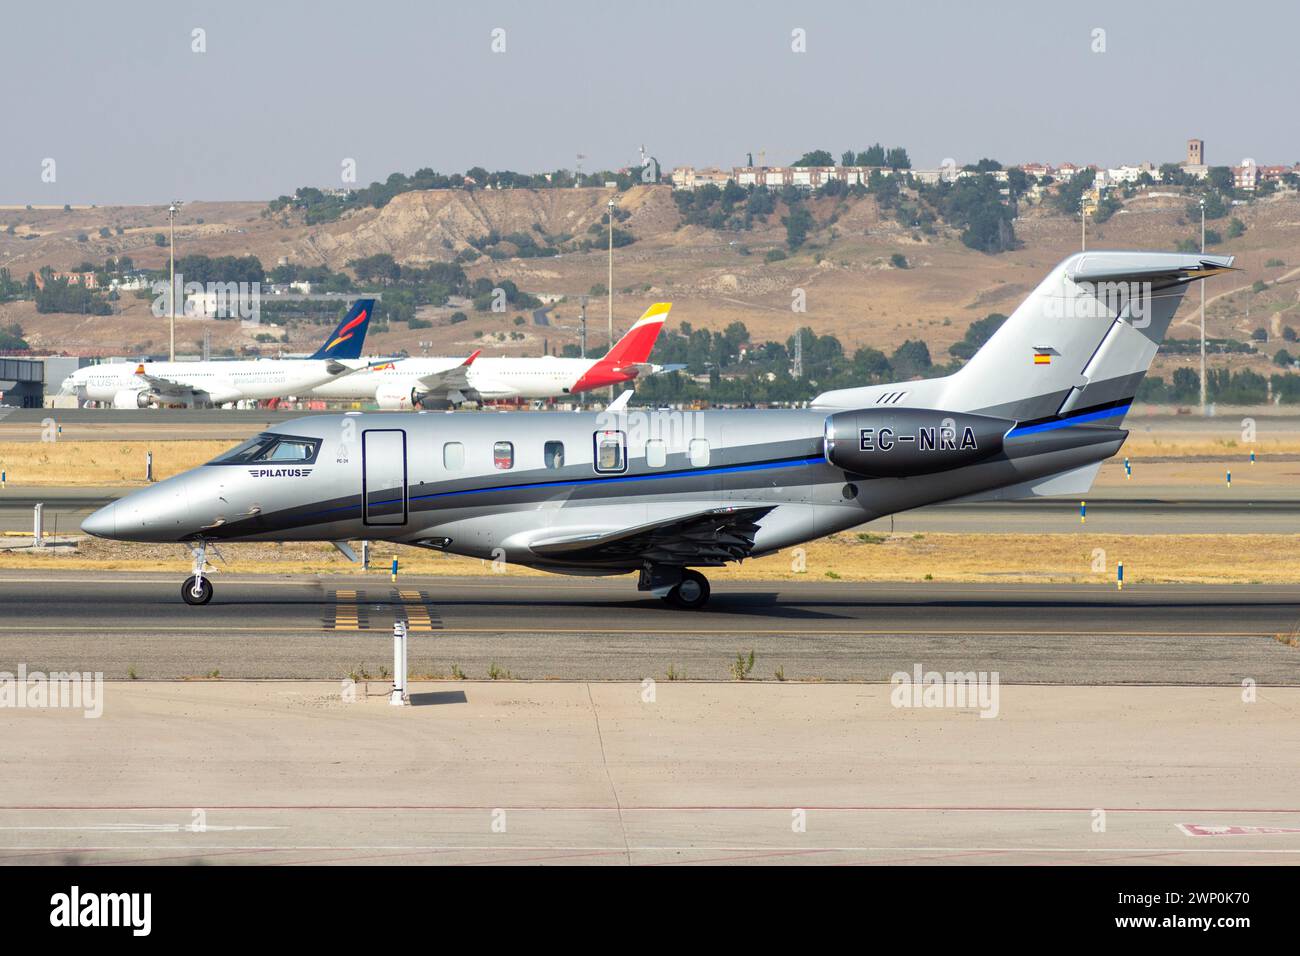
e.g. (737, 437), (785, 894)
(3, 187), (1300, 385)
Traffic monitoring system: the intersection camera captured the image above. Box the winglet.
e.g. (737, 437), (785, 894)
(462, 349), (482, 367)
(605, 389), (633, 413)
(134, 363), (146, 375)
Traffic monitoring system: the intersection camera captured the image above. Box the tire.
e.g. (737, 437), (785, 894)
(181, 575), (214, 606)
(667, 570), (710, 609)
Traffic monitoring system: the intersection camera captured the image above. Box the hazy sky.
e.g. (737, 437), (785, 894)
(5, 0), (1295, 205)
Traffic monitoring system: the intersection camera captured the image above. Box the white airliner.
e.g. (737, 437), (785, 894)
(309, 302), (671, 408)
(62, 300), (375, 408)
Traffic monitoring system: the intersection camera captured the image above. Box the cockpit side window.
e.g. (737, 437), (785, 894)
(210, 432), (322, 465)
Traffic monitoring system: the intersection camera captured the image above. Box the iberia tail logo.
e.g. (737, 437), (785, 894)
(570, 302), (671, 393)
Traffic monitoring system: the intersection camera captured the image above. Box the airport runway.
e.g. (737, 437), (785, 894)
(2, 682), (1297, 866)
(3, 484), (1299, 534)
(0, 572), (1296, 683)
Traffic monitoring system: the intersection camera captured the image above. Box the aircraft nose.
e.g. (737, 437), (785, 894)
(82, 501), (117, 538)
(84, 474), (197, 542)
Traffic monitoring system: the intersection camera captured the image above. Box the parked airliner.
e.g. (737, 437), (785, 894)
(309, 302), (670, 407)
(62, 300), (375, 408)
(82, 252), (1233, 608)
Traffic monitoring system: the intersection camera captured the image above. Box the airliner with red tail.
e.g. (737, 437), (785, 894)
(310, 303), (671, 408)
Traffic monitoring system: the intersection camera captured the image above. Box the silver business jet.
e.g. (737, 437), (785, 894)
(83, 251), (1233, 607)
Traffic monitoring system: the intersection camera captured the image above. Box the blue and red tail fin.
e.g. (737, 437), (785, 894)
(311, 299), (375, 360)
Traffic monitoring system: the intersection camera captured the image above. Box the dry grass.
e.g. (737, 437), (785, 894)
(4, 532), (1299, 584)
(0, 441), (228, 485)
(1119, 434), (1300, 458)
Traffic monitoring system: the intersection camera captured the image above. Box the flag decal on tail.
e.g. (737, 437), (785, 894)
(1033, 347), (1053, 366)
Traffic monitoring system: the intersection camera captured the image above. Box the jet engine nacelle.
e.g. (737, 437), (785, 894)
(823, 408), (1012, 478)
(374, 383), (421, 411)
(112, 388), (153, 409)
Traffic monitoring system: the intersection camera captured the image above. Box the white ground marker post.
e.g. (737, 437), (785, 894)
(33, 502), (43, 548)
(390, 619), (409, 706)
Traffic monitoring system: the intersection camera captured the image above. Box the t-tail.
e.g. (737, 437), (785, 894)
(570, 302), (671, 392)
(816, 251), (1234, 425)
(813, 250), (1235, 498)
(310, 299), (376, 360)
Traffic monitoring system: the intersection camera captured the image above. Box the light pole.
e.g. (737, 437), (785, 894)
(607, 197), (615, 399)
(607, 197), (615, 350)
(1080, 196), (1086, 251)
(1199, 197), (1206, 413)
(579, 294), (588, 359)
(168, 201), (181, 361)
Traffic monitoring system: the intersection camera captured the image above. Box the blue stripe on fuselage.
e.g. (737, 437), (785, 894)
(1007, 403), (1131, 437)
(302, 455), (827, 520)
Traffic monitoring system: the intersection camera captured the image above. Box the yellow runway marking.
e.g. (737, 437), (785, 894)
(329, 589), (363, 631)
(395, 588), (439, 632)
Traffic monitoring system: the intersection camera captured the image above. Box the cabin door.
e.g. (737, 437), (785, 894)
(362, 429), (408, 525)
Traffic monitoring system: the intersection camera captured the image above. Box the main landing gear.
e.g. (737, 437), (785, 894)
(639, 566), (712, 610)
(181, 539), (217, 606)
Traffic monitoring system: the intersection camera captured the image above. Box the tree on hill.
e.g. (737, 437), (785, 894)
(856, 144), (886, 167)
(782, 206), (815, 250)
(349, 253), (401, 284)
(885, 147), (911, 170)
(0, 322), (28, 349)
(891, 339), (932, 377)
(793, 150), (835, 167)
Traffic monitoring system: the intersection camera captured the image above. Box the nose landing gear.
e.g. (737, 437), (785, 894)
(181, 540), (217, 606)
(182, 575), (213, 605)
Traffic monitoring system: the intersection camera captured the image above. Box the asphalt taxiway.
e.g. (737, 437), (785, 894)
(0, 572), (1296, 683)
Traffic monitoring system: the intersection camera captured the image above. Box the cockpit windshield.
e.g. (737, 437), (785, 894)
(210, 432), (322, 465)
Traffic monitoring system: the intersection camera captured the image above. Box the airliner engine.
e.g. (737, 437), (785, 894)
(823, 408), (1012, 477)
(112, 388), (153, 409)
(374, 384), (420, 411)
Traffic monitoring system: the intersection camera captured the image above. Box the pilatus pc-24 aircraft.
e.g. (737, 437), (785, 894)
(84, 252), (1233, 607)
(62, 299), (375, 408)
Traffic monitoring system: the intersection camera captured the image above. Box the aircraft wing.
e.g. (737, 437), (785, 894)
(131, 365), (199, 398)
(328, 357), (404, 378)
(527, 505), (774, 566)
(414, 350), (481, 398)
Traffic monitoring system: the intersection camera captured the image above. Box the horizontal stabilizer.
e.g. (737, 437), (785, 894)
(1066, 254), (1236, 288)
(954, 461), (1104, 502)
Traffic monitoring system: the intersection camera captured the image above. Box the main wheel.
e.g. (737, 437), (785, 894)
(181, 576), (214, 606)
(667, 570), (710, 609)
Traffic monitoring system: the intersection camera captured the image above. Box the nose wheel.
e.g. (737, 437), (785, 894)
(180, 539), (218, 606)
(182, 575), (214, 605)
